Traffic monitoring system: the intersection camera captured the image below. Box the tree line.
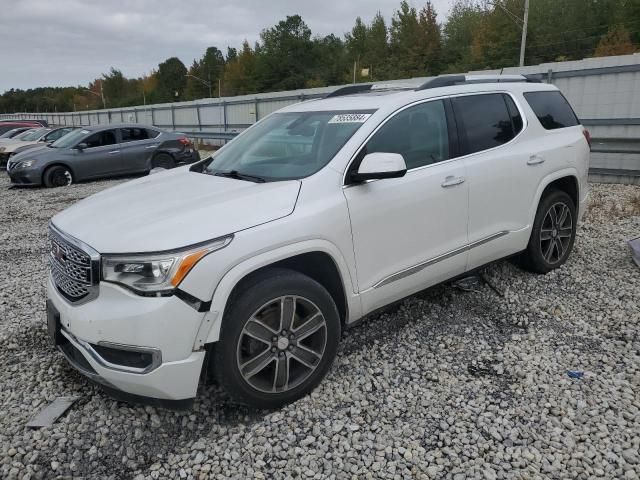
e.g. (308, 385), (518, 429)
(1, 0), (638, 113)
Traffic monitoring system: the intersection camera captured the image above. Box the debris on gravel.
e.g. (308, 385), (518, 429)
(0, 176), (638, 480)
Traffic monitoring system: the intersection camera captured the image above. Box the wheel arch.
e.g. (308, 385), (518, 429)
(42, 162), (76, 184)
(529, 169), (579, 226)
(196, 241), (361, 347)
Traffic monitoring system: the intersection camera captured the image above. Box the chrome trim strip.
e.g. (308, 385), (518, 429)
(372, 231), (509, 289)
(61, 329), (162, 374)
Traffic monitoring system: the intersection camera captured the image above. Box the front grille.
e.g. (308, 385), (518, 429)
(49, 227), (98, 303)
(0, 153), (8, 169)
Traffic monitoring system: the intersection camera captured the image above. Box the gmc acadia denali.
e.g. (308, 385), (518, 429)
(46, 75), (590, 408)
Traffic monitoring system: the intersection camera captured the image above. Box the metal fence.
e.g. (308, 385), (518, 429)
(3, 53), (640, 183)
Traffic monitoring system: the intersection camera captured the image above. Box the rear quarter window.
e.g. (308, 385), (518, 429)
(523, 91), (580, 130)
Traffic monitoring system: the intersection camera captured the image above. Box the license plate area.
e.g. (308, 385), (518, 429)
(46, 300), (61, 346)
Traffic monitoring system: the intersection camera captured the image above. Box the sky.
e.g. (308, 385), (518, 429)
(0, 0), (454, 94)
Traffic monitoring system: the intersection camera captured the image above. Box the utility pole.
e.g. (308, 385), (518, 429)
(99, 79), (106, 109)
(519, 0), (530, 67)
(218, 78), (222, 98)
(207, 69), (212, 98)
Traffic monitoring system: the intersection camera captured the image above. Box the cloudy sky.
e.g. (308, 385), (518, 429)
(0, 0), (453, 93)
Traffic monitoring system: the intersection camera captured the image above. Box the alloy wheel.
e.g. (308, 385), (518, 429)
(236, 295), (327, 394)
(539, 201), (573, 264)
(52, 169), (72, 187)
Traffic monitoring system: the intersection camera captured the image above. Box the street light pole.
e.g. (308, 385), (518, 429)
(519, 0), (530, 67)
(185, 74), (213, 98)
(491, 0), (530, 67)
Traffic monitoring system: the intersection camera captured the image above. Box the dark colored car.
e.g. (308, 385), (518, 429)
(0, 119), (49, 127)
(7, 123), (200, 187)
(0, 122), (42, 136)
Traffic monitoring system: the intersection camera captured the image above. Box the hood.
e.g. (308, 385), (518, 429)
(52, 168), (301, 253)
(0, 140), (39, 153)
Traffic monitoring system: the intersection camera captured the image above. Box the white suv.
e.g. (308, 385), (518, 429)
(46, 75), (590, 408)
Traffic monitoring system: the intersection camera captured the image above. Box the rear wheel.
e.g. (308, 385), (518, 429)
(520, 190), (576, 273)
(151, 153), (175, 170)
(43, 165), (73, 188)
(214, 269), (341, 408)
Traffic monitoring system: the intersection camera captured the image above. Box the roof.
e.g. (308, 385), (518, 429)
(280, 77), (557, 116)
(81, 122), (158, 131)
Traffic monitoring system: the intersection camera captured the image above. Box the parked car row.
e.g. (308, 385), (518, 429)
(3, 122), (200, 187)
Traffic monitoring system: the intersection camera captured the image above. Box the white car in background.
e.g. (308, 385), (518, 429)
(46, 74), (590, 409)
(0, 127), (75, 169)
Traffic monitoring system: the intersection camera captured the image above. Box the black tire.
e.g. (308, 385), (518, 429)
(520, 190), (577, 274)
(214, 268), (341, 409)
(43, 165), (73, 188)
(151, 153), (175, 170)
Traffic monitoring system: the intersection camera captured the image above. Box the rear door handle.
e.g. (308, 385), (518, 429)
(108, 150), (120, 154)
(527, 155), (545, 165)
(441, 175), (465, 188)
(145, 145), (158, 149)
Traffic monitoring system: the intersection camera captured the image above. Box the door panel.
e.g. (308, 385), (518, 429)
(344, 162), (469, 314)
(343, 99), (468, 315)
(451, 93), (545, 271)
(119, 128), (158, 173)
(73, 130), (121, 179)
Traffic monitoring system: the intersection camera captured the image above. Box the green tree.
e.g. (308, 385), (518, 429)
(418, 1), (443, 75)
(442, 0), (482, 72)
(345, 16), (368, 81)
(364, 12), (390, 80)
(256, 15), (314, 91)
(389, 1), (424, 77)
(223, 41), (258, 96)
(156, 57), (187, 102)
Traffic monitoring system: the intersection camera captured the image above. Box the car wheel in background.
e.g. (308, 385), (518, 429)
(151, 153), (175, 170)
(214, 268), (341, 409)
(519, 190), (576, 274)
(43, 165), (73, 188)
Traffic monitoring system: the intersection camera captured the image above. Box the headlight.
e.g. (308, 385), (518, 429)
(16, 160), (35, 169)
(102, 235), (232, 294)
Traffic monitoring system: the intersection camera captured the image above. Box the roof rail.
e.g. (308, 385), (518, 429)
(324, 82), (415, 99)
(325, 84), (373, 98)
(415, 74), (542, 91)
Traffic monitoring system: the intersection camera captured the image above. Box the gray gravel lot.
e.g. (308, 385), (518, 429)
(0, 175), (639, 480)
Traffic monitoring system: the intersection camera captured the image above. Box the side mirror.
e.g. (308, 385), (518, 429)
(76, 143), (88, 151)
(351, 152), (407, 183)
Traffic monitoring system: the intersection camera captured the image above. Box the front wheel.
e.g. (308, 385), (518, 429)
(43, 165), (73, 188)
(520, 190), (577, 274)
(214, 269), (341, 408)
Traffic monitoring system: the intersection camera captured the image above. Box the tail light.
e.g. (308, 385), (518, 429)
(582, 128), (592, 148)
(178, 136), (192, 147)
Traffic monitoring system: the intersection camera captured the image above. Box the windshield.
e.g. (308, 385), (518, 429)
(13, 128), (38, 140)
(203, 110), (375, 181)
(0, 129), (23, 138)
(19, 128), (48, 141)
(51, 128), (90, 149)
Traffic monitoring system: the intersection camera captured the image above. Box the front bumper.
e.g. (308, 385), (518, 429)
(47, 275), (206, 401)
(7, 165), (42, 185)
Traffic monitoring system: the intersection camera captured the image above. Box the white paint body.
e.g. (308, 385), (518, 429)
(47, 81), (590, 400)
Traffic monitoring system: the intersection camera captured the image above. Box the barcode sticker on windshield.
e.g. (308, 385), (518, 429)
(328, 113), (371, 124)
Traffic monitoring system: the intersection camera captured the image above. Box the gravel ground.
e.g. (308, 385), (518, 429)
(0, 175), (639, 480)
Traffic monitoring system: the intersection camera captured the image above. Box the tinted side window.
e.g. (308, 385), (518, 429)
(524, 91), (579, 130)
(364, 100), (450, 170)
(146, 129), (161, 139)
(84, 130), (117, 148)
(453, 94), (515, 154)
(120, 128), (149, 142)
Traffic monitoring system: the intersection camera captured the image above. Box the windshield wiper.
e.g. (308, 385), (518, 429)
(211, 169), (266, 183)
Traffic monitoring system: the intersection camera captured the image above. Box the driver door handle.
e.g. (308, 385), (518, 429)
(108, 150), (120, 155)
(527, 154), (545, 165)
(441, 175), (465, 188)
